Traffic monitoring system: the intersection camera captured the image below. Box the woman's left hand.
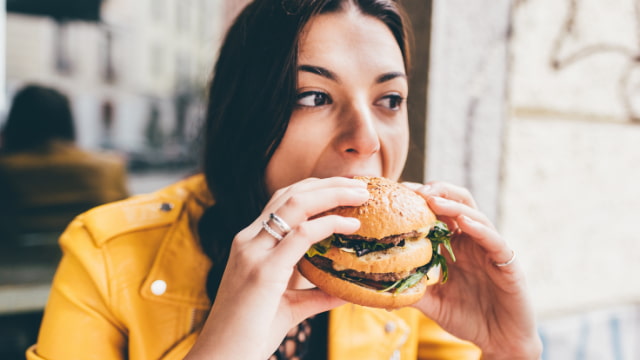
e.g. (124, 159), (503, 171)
(403, 181), (542, 360)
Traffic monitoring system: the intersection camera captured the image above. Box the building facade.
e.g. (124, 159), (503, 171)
(4, 0), (225, 167)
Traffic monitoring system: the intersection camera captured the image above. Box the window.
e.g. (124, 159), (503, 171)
(54, 22), (73, 75)
(100, 29), (116, 83)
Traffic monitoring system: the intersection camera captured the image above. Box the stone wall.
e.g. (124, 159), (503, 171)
(423, 0), (512, 224)
(505, 0), (640, 316)
(504, 0), (640, 357)
(425, 0), (640, 357)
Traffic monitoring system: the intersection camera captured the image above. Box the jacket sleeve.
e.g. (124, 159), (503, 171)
(416, 315), (482, 360)
(26, 218), (127, 360)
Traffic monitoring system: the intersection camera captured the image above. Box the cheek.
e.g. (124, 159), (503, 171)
(264, 121), (322, 195)
(264, 139), (296, 196)
(382, 119), (410, 178)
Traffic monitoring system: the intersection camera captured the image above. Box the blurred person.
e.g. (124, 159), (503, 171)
(0, 84), (129, 244)
(26, 1), (542, 360)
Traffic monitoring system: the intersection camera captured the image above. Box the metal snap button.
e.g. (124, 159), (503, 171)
(384, 321), (396, 333)
(160, 203), (173, 212)
(151, 280), (167, 295)
(389, 349), (401, 360)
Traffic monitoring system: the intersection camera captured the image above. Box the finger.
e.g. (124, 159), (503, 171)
(284, 288), (347, 325)
(246, 185), (369, 248)
(268, 177), (368, 208)
(457, 214), (512, 265)
(271, 215), (360, 267)
(405, 181), (478, 209)
(426, 196), (494, 229)
(402, 182), (468, 232)
(438, 217), (460, 236)
(256, 186), (368, 243)
(401, 181), (421, 191)
(277, 186), (369, 223)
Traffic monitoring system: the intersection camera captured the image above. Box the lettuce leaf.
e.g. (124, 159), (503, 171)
(306, 235), (335, 258)
(426, 221), (456, 283)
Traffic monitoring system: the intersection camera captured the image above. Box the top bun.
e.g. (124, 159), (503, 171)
(325, 176), (437, 239)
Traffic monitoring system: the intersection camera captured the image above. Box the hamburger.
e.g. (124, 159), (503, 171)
(298, 176), (455, 309)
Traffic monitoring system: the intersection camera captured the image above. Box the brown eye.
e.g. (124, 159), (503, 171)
(296, 91), (332, 107)
(376, 94), (405, 111)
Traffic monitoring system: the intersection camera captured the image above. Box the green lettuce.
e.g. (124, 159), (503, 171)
(426, 221), (456, 283)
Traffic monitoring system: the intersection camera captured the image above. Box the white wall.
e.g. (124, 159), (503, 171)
(428, 0), (640, 356)
(502, 119), (640, 314)
(426, 0), (511, 224)
(505, 0), (640, 317)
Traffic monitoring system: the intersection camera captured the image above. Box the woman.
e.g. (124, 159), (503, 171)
(27, 0), (542, 359)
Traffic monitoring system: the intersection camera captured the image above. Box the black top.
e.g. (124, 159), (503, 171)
(269, 311), (328, 360)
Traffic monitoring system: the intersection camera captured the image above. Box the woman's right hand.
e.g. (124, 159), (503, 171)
(185, 177), (369, 360)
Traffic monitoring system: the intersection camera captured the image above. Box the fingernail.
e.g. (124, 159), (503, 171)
(460, 215), (477, 225)
(345, 217), (361, 226)
(354, 179), (368, 188)
(353, 187), (370, 196)
(401, 182), (420, 190)
(431, 196), (450, 205)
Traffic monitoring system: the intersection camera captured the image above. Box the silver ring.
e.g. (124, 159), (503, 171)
(262, 220), (284, 241)
(269, 213), (292, 234)
(494, 249), (516, 267)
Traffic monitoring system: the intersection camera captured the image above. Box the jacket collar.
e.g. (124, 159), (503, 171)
(140, 174), (214, 309)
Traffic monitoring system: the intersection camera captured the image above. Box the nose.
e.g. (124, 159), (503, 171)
(336, 99), (381, 157)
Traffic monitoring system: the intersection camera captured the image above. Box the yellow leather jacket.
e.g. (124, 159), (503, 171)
(27, 175), (480, 360)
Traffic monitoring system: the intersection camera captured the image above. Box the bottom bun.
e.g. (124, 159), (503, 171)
(298, 257), (428, 309)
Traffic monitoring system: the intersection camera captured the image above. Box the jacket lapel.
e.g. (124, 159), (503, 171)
(140, 176), (213, 309)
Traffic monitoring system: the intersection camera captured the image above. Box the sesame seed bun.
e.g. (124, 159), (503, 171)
(322, 176), (437, 239)
(298, 176), (440, 309)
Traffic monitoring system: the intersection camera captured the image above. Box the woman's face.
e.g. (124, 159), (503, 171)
(265, 9), (409, 194)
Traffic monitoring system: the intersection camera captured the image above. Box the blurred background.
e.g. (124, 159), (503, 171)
(0, 0), (639, 359)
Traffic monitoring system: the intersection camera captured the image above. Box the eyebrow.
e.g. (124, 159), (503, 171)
(376, 72), (407, 84)
(298, 65), (339, 82)
(298, 64), (406, 84)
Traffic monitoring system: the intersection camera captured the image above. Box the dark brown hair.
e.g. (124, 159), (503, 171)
(199, 0), (412, 301)
(1, 84), (75, 153)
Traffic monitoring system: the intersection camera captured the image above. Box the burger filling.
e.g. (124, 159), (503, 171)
(305, 255), (430, 293)
(333, 231), (417, 256)
(305, 221), (456, 293)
